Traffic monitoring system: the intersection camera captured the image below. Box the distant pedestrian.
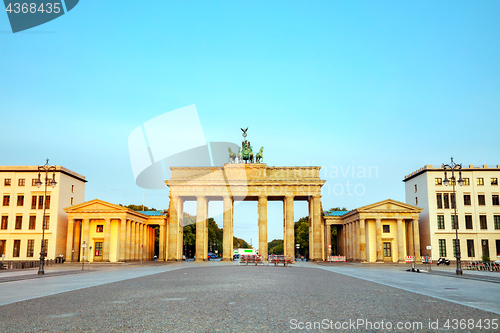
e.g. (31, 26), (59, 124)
(301, 256), (304, 262)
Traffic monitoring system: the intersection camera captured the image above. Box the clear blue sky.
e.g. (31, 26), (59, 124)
(1, 1), (499, 247)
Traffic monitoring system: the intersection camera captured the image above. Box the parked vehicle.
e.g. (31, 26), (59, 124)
(207, 253), (217, 260)
(437, 257), (450, 266)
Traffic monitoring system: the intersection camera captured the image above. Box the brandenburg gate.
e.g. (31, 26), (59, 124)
(166, 163), (325, 261)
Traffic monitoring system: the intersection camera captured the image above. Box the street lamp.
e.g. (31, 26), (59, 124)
(296, 244), (300, 261)
(35, 159), (57, 275)
(81, 241), (87, 271)
(443, 157), (464, 275)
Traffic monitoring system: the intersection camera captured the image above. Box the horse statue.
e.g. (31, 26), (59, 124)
(255, 147), (264, 163)
(228, 147), (237, 163)
(237, 147), (242, 163)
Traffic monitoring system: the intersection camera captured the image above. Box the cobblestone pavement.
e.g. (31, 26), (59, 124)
(0, 264), (499, 332)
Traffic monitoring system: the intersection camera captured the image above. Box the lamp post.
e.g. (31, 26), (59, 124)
(442, 157), (464, 275)
(296, 244), (300, 261)
(35, 159), (57, 275)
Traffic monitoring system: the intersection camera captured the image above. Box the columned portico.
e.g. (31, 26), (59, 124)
(64, 199), (166, 263)
(196, 196), (208, 261)
(323, 199), (423, 263)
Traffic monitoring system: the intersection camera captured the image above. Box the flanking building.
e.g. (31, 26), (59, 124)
(0, 166), (86, 261)
(403, 164), (500, 261)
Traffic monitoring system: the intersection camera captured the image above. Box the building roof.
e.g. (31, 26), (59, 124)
(137, 211), (166, 216)
(323, 210), (349, 216)
(0, 165), (86, 182)
(403, 164), (500, 182)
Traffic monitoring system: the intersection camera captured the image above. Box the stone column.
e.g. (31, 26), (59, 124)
(397, 219), (405, 263)
(413, 219), (421, 263)
(223, 196), (233, 261)
(65, 219), (75, 262)
(346, 222), (350, 260)
(126, 220), (131, 261)
(196, 196), (208, 261)
(359, 218), (367, 262)
(142, 224), (146, 260)
(285, 195), (294, 257)
(258, 195), (268, 261)
(312, 195), (322, 260)
(103, 218), (111, 262)
(168, 196), (180, 261)
(308, 198), (313, 259)
(81, 218), (90, 262)
(130, 221), (136, 260)
(159, 223), (165, 260)
(119, 219), (126, 262)
(73, 220), (81, 261)
(375, 218), (383, 262)
(352, 221), (357, 261)
(325, 224), (331, 259)
(407, 221), (414, 256)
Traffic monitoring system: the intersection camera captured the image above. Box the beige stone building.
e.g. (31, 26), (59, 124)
(64, 199), (165, 262)
(0, 166), (86, 261)
(404, 164), (500, 261)
(324, 199), (422, 263)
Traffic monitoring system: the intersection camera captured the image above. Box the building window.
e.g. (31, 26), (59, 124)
(382, 225), (390, 233)
(71, 185), (75, 193)
(31, 179), (37, 186)
(415, 197), (418, 205)
(96, 225), (104, 233)
(463, 178), (470, 186)
(95, 241), (103, 256)
(31, 196), (37, 209)
(451, 215), (458, 229)
(439, 239), (446, 257)
(480, 215), (487, 230)
(15, 216), (22, 230)
(71, 197), (74, 205)
(38, 196), (44, 209)
(3, 195), (10, 206)
(4, 178), (11, 186)
(17, 195), (24, 206)
(383, 242), (391, 257)
(478, 195), (486, 206)
(29, 216), (36, 230)
(464, 194), (471, 206)
(467, 240), (475, 257)
(18, 179), (25, 186)
(492, 178), (498, 185)
(45, 196), (50, 209)
(450, 193), (455, 209)
(436, 193), (443, 209)
(43, 216), (50, 230)
(435, 178), (442, 185)
(42, 239), (48, 255)
(1, 216), (7, 230)
(13, 240), (20, 257)
(496, 240), (500, 258)
(492, 215), (500, 230)
(414, 184), (417, 193)
(453, 239), (460, 258)
(492, 195), (499, 206)
(27, 239), (34, 257)
(477, 178), (484, 185)
(437, 215), (445, 229)
(465, 215), (473, 229)
(443, 193), (450, 209)
(0, 240), (5, 256)
(482, 239), (489, 258)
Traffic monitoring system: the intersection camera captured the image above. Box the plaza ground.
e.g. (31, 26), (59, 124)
(0, 261), (499, 332)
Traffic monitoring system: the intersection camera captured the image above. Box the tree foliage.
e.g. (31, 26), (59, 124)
(120, 204), (158, 211)
(268, 239), (284, 254)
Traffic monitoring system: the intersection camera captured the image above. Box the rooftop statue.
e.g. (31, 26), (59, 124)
(228, 128), (264, 164)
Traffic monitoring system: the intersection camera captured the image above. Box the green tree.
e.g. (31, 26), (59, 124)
(268, 239), (284, 254)
(120, 204), (158, 211)
(294, 217), (309, 257)
(233, 236), (251, 248)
